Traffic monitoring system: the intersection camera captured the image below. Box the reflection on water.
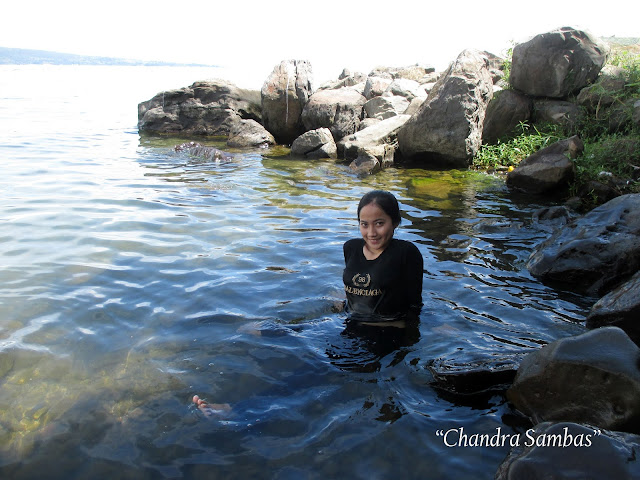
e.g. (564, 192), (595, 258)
(328, 321), (421, 374)
(0, 65), (591, 479)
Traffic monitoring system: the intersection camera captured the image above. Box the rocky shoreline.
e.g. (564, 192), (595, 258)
(137, 26), (640, 478)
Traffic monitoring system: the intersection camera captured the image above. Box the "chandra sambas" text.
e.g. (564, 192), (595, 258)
(435, 426), (601, 448)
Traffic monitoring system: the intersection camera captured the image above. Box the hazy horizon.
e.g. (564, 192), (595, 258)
(3, 0), (638, 88)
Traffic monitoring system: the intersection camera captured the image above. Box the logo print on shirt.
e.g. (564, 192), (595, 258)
(352, 273), (371, 288)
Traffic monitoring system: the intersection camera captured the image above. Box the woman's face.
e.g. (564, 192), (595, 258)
(358, 202), (397, 256)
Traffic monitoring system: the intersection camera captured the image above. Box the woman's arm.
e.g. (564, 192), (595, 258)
(405, 243), (424, 313)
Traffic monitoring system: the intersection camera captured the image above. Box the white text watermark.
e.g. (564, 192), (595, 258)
(435, 426), (601, 448)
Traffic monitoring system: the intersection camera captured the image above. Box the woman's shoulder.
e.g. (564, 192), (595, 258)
(344, 238), (364, 250)
(391, 239), (423, 259)
(392, 238), (420, 251)
(343, 238), (363, 259)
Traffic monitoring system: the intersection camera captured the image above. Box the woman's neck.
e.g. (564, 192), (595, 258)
(363, 242), (385, 260)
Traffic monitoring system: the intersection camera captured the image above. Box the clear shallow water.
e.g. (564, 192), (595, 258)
(0, 65), (590, 479)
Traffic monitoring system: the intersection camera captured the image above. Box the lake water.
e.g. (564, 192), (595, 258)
(0, 65), (590, 479)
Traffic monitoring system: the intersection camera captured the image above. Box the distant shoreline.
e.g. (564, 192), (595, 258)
(0, 46), (218, 67)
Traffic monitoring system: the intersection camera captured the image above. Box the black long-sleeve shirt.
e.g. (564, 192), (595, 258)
(343, 238), (423, 322)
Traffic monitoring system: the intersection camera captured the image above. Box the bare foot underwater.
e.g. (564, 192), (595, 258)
(192, 395), (232, 417)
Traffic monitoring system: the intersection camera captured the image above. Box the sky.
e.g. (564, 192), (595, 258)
(3, 0), (638, 89)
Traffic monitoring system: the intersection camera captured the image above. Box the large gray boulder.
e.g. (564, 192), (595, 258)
(290, 128), (337, 159)
(397, 49), (493, 167)
(227, 119), (275, 148)
(576, 66), (627, 114)
(339, 114), (411, 161)
(363, 75), (393, 99)
(403, 96), (426, 117)
(633, 99), (640, 127)
(317, 68), (366, 90)
(348, 144), (396, 176)
(533, 99), (585, 132)
(507, 326), (640, 430)
(482, 89), (531, 144)
(369, 64), (437, 83)
(608, 97), (640, 133)
(261, 60), (314, 145)
(496, 422), (640, 480)
(301, 87), (366, 142)
(587, 270), (640, 343)
(527, 194), (640, 295)
(138, 80), (262, 136)
(358, 118), (381, 131)
(363, 95), (410, 120)
(384, 78), (424, 101)
(510, 27), (609, 98)
(482, 50), (507, 86)
(506, 136), (581, 195)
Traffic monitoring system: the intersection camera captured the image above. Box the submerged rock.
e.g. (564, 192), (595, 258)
(174, 142), (234, 162)
(531, 205), (576, 232)
(495, 422), (640, 480)
(587, 270), (640, 344)
(427, 354), (522, 395)
(506, 326), (640, 431)
(526, 193), (640, 295)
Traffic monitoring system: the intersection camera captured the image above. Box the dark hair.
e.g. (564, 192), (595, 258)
(357, 190), (401, 226)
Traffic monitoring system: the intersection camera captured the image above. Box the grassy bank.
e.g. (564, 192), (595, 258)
(474, 39), (640, 210)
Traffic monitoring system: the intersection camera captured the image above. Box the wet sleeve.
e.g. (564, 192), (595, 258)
(343, 238), (359, 264)
(405, 243), (424, 312)
(343, 240), (350, 264)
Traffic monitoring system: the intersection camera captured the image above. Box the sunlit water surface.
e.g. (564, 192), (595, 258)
(0, 65), (590, 479)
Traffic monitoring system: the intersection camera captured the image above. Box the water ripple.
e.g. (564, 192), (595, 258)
(0, 65), (593, 479)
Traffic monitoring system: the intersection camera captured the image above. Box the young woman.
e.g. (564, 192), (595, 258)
(343, 190), (423, 327)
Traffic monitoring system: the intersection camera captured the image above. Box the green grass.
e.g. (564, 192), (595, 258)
(571, 134), (640, 203)
(473, 41), (640, 207)
(473, 122), (563, 169)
